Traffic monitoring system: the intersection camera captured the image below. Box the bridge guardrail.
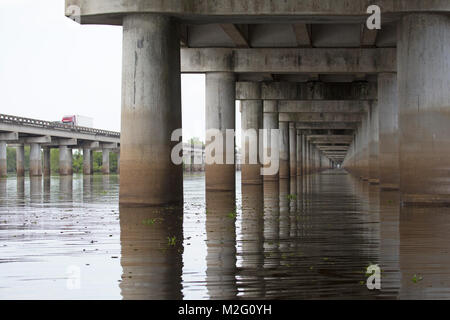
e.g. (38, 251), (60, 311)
(0, 114), (120, 138)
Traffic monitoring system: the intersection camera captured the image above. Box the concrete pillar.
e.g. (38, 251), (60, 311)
(205, 72), (236, 191)
(302, 135), (307, 176)
(289, 122), (297, 177)
(378, 73), (399, 190)
(279, 122), (289, 179)
(16, 145), (24, 177)
(263, 100), (279, 181)
(241, 97), (263, 185)
(59, 146), (73, 176)
(83, 148), (93, 175)
(296, 130), (302, 176)
(361, 113), (370, 180)
(0, 142), (6, 178)
(29, 143), (42, 177)
(43, 148), (51, 176)
(369, 102), (379, 184)
(102, 149), (110, 174)
(120, 14), (182, 206)
(398, 14), (450, 205)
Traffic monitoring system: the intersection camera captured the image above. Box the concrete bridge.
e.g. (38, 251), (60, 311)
(0, 113), (120, 177)
(65, 0), (450, 206)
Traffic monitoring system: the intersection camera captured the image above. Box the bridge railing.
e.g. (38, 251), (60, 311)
(0, 114), (120, 138)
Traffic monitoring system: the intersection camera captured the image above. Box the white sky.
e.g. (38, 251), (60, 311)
(0, 0), (241, 144)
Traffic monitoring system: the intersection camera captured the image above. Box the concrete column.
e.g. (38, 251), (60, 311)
(59, 146), (73, 176)
(102, 149), (110, 174)
(296, 130), (302, 176)
(263, 100), (279, 181)
(241, 96), (263, 185)
(29, 143), (42, 177)
(43, 148), (51, 176)
(378, 73), (399, 190)
(279, 122), (289, 179)
(369, 102), (379, 184)
(398, 14), (450, 205)
(0, 142), (6, 178)
(120, 14), (182, 206)
(361, 113), (370, 180)
(302, 135), (307, 176)
(83, 148), (93, 175)
(205, 72), (236, 191)
(16, 145), (24, 177)
(289, 122), (297, 177)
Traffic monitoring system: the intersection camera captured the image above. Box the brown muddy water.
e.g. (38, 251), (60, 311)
(1, 170), (450, 299)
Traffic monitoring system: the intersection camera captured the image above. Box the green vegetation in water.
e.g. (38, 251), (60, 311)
(286, 194), (297, 200)
(412, 274), (423, 283)
(167, 236), (177, 246)
(227, 212), (237, 219)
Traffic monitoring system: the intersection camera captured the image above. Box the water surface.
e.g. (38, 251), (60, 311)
(1, 170), (450, 299)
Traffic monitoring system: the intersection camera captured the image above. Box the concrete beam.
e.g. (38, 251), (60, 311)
(23, 136), (51, 144)
(307, 135), (353, 141)
(100, 142), (118, 149)
(296, 122), (358, 130)
(317, 146), (349, 151)
(81, 141), (100, 149)
(280, 113), (363, 123)
(181, 48), (396, 74)
(220, 24), (249, 48)
(292, 23), (311, 47)
(66, 1), (450, 25)
(0, 132), (19, 141)
(237, 81), (377, 100)
(47, 138), (78, 146)
(278, 100), (370, 113)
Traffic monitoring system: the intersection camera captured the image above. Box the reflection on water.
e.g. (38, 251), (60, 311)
(1, 170), (450, 299)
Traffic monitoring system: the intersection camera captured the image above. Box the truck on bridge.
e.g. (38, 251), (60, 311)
(61, 115), (93, 128)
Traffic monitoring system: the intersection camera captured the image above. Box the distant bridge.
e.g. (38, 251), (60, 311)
(0, 113), (120, 177)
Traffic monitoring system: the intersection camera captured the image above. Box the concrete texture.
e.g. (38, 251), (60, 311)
(120, 14), (183, 205)
(398, 14), (450, 205)
(59, 146), (73, 176)
(378, 73), (399, 190)
(368, 102), (379, 184)
(296, 131), (302, 176)
(0, 142), (6, 178)
(205, 72), (236, 191)
(102, 149), (110, 174)
(241, 99), (263, 185)
(29, 143), (42, 177)
(237, 81), (377, 101)
(16, 146), (24, 177)
(83, 149), (93, 175)
(181, 48), (396, 74)
(279, 122), (289, 179)
(43, 148), (51, 176)
(263, 100), (279, 181)
(289, 122), (297, 177)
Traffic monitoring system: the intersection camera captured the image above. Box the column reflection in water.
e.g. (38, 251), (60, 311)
(279, 178), (290, 257)
(398, 205), (450, 299)
(83, 175), (93, 203)
(16, 177), (25, 203)
(119, 205), (183, 300)
(30, 177), (42, 204)
(239, 185), (265, 298)
(43, 177), (51, 203)
(378, 190), (401, 298)
(0, 178), (6, 205)
(263, 181), (280, 270)
(205, 191), (237, 299)
(59, 176), (73, 203)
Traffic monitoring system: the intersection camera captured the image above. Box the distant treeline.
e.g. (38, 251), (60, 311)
(6, 147), (118, 174)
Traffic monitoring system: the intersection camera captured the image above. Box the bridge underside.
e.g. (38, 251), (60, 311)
(62, 0), (450, 206)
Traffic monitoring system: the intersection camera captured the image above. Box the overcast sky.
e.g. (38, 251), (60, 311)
(0, 0), (241, 144)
